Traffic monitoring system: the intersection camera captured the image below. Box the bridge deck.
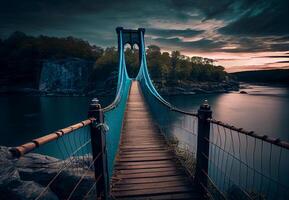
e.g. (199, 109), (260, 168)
(111, 81), (203, 200)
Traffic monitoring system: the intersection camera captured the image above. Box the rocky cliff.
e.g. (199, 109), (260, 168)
(39, 58), (94, 95)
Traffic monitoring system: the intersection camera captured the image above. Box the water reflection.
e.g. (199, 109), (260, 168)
(0, 95), (113, 147)
(165, 84), (289, 141)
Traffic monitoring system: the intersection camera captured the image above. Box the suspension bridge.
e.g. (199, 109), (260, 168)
(9, 28), (289, 200)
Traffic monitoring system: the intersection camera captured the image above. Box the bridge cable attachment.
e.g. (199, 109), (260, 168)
(95, 123), (109, 133)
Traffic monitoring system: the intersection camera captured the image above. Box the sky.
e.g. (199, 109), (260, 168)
(0, 0), (288, 72)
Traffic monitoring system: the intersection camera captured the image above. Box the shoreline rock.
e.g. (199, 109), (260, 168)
(0, 146), (95, 200)
(154, 80), (240, 95)
(0, 80), (239, 97)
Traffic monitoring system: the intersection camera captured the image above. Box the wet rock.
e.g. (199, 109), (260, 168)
(0, 146), (95, 200)
(39, 58), (94, 95)
(0, 147), (58, 200)
(17, 154), (95, 200)
(0, 179), (58, 200)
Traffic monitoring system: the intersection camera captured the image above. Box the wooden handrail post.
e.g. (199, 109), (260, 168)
(195, 100), (212, 195)
(88, 98), (108, 200)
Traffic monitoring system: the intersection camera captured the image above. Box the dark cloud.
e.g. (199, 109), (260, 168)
(0, 0), (288, 55)
(147, 28), (204, 38)
(153, 37), (226, 52)
(170, 0), (235, 19)
(219, 0), (289, 36)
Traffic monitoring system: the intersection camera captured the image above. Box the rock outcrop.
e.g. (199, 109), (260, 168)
(39, 58), (94, 95)
(0, 146), (95, 200)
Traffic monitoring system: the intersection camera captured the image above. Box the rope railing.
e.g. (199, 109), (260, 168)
(209, 118), (289, 150)
(9, 117), (102, 200)
(206, 117), (289, 200)
(10, 119), (95, 157)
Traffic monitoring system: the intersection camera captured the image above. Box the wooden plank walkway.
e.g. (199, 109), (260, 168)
(111, 81), (203, 200)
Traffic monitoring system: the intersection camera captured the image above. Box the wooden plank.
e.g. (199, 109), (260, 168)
(115, 159), (174, 165)
(111, 81), (201, 200)
(116, 193), (201, 200)
(119, 151), (170, 156)
(113, 175), (191, 185)
(119, 153), (172, 159)
(116, 167), (178, 174)
(113, 181), (191, 191)
(117, 156), (173, 162)
(115, 170), (185, 179)
(115, 163), (177, 170)
(113, 185), (193, 197)
(119, 149), (169, 154)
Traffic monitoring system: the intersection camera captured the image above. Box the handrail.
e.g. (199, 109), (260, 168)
(209, 118), (289, 150)
(10, 118), (95, 157)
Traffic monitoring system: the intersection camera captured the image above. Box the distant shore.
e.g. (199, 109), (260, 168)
(0, 80), (240, 96)
(154, 80), (240, 95)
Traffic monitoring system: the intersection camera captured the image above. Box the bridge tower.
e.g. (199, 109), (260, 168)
(116, 27), (145, 66)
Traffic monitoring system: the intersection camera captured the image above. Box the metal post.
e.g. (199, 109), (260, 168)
(88, 98), (108, 200)
(195, 100), (212, 195)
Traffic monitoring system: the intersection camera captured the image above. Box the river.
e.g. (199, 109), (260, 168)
(0, 83), (288, 146)
(166, 83), (289, 141)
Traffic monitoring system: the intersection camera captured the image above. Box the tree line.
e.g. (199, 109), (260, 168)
(94, 45), (227, 83)
(0, 32), (228, 88)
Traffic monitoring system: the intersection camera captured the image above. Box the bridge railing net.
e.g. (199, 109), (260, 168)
(137, 31), (289, 200)
(11, 119), (99, 200)
(103, 30), (131, 184)
(206, 119), (289, 200)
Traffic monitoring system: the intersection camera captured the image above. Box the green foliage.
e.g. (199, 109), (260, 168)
(0, 32), (228, 88)
(124, 47), (139, 77)
(145, 48), (227, 82)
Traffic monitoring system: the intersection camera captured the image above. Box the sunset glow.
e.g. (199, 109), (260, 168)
(0, 0), (288, 72)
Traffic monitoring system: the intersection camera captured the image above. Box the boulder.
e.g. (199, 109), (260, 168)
(0, 146), (58, 200)
(0, 179), (58, 200)
(0, 146), (95, 200)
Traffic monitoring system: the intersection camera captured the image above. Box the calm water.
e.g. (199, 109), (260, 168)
(0, 84), (288, 198)
(165, 84), (289, 141)
(0, 95), (112, 147)
(0, 84), (288, 146)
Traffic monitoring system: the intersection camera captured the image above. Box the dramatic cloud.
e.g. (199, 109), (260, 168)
(219, 0), (289, 36)
(147, 28), (204, 38)
(0, 0), (288, 71)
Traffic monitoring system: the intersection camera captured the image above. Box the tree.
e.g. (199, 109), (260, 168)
(146, 45), (162, 79)
(170, 51), (181, 82)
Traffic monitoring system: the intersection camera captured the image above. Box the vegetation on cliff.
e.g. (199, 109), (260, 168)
(0, 32), (233, 94)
